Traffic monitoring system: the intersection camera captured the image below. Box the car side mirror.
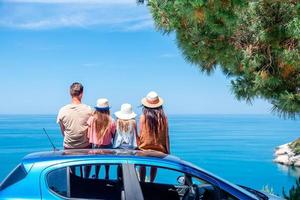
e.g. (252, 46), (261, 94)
(177, 175), (185, 185)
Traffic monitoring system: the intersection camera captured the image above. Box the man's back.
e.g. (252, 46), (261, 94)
(57, 103), (92, 148)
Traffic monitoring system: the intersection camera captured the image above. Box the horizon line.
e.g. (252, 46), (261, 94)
(0, 113), (275, 116)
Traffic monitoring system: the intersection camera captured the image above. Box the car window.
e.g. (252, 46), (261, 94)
(192, 178), (238, 200)
(220, 191), (239, 200)
(134, 165), (221, 200)
(144, 166), (183, 185)
(192, 177), (208, 185)
(47, 167), (68, 197)
(0, 164), (27, 191)
(47, 164), (123, 200)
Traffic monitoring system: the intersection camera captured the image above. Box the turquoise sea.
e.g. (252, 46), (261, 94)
(0, 114), (300, 196)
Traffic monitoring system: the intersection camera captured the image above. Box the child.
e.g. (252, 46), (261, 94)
(87, 98), (116, 179)
(113, 103), (138, 149)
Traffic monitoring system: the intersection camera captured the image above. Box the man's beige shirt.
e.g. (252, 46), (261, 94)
(57, 103), (92, 148)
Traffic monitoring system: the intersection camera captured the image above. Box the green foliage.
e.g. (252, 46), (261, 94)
(283, 177), (300, 200)
(233, 1), (300, 118)
(147, 0), (246, 74)
(290, 138), (300, 155)
(142, 0), (300, 118)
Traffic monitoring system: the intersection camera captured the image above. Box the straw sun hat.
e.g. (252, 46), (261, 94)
(115, 103), (137, 120)
(94, 98), (110, 111)
(141, 91), (164, 108)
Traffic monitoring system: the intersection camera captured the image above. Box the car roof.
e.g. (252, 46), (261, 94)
(22, 149), (185, 166)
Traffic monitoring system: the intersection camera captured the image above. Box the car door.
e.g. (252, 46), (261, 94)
(127, 159), (257, 200)
(39, 159), (143, 200)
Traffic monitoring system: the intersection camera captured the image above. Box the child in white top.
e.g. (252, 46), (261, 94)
(113, 103), (138, 149)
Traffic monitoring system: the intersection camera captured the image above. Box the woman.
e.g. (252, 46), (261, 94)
(113, 103), (138, 149)
(138, 91), (170, 182)
(87, 98), (116, 179)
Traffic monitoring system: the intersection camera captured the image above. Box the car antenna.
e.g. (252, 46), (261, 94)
(43, 128), (58, 151)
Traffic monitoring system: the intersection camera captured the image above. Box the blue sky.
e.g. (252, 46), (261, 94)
(0, 0), (272, 115)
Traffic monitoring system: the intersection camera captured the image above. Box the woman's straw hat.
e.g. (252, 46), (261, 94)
(141, 91), (164, 108)
(94, 98), (110, 111)
(114, 103), (137, 120)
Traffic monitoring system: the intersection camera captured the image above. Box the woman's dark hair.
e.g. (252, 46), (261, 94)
(142, 106), (167, 135)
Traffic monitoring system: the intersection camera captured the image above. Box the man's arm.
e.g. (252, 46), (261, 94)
(58, 120), (65, 137)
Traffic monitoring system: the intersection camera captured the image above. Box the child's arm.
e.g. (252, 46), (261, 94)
(137, 115), (145, 146)
(111, 119), (117, 138)
(133, 121), (139, 148)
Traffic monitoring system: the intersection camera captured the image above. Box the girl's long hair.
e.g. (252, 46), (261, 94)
(117, 119), (136, 133)
(142, 106), (167, 135)
(93, 110), (110, 141)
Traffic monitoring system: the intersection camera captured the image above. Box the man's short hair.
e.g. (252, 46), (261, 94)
(70, 82), (83, 97)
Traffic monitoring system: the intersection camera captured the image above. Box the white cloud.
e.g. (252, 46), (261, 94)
(160, 53), (177, 58)
(0, 1), (153, 31)
(124, 18), (153, 31)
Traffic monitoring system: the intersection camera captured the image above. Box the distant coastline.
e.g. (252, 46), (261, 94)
(274, 139), (300, 167)
(0, 113), (280, 116)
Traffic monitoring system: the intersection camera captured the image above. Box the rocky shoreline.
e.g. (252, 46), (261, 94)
(273, 143), (300, 167)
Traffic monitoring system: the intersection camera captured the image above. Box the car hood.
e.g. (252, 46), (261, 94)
(261, 192), (283, 200)
(239, 185), (283, 200)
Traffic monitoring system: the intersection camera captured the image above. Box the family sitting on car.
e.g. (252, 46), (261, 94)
(57, 82), (170, 182)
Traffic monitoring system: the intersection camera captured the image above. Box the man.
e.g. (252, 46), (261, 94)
(57, 82), (92, 149)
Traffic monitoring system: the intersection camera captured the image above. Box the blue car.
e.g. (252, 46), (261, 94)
(0, 149), (282, 200)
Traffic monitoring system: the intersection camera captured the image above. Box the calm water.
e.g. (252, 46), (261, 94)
(0, 114), (299, 195)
